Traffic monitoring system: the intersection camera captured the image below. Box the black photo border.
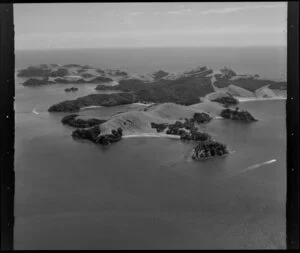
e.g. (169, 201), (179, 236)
(0, 1), (299, 250)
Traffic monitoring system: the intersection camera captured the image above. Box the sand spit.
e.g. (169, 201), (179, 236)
(123, 133), (180, 139)
(236, 96), (286, 102)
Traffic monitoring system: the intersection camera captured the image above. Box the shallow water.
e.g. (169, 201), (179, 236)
(14, 76), (286, 249)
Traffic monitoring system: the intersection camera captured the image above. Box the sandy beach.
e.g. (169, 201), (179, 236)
(132, 102), (155, 106)
(80, 105), (104, 110)
(123, 133), (181, 139)
(236, 96), (286, 102)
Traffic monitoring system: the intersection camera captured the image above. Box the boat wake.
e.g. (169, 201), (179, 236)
(32, 108), (39, 115)
(220, 159), (277, 181)
(245, 159), (277, 171)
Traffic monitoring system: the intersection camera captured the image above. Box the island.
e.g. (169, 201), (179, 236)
(64, 87), (78, 92)
(19, 63), (286, 103)
(23, 77), (55, 86)
(19, 63), (286, 161)
(48, 93), (136, 112)
(220, 107), (257, 122)
(48, 90), (258, 161)
(66, 102), (230, 160)
(192, 140), (229, 161)
(58, 102), (232, 161)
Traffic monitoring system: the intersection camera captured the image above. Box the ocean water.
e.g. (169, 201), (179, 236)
(14, 48), (286, 249)
(15, 46), (287, 80)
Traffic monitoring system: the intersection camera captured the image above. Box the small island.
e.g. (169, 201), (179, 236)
(192, 140), (229, 161)
(220, 107), (257, 122)
(64, 87), (78, 92)
(23, 77), (55, 86)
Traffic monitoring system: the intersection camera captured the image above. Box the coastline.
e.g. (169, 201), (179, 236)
(80, 105), (104, 110)
(80, 103), (153, 110)
(236, 96), (286, 102)
(132, 102), (155, 106)
(122, 133), (181, 139)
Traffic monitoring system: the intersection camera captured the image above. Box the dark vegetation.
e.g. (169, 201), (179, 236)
(214, 78), (287, 92)
(72, 126), (123, 145)
(150, 114), (227, 161)
(135, 76), (214, 105)
(72, 125), (101, 142)
(61, 114), (106, 128)
(96, 75), (214, 105)
(221, 107), (257, 122)
(64, 87), (78, 92)
(48, 68), (69, 77)
(268, 82), (287, 90)
(81, 73), (94, 78)
(153, 70), (169, 80)
(166, 121), (211, 142)
(211, 95), (239, 106)
(114, 70), (128, 76)
(95, 128), (123, 145)
(87, 76), (113, 83)
(23, 78), (53, 86)
(150, 112), (212, 142)
(17, 66), (52, 77)
(193, 112), (212, 123)
(48, 93), (135, 112)
(50, 75), (216, 112)
(192, 140), (229, 161)
(150, 123), (169, 133)
(63, 64), (82, 68)
(219, 67), (237, 80)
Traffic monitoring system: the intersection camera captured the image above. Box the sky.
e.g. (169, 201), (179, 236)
(14, 2), (287, 50)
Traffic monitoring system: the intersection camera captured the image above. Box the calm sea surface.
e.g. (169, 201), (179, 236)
(15, 46), (286, 80)
(14, 47), (286, 249)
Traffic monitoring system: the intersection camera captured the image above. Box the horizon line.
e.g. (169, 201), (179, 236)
(15, 45), (287, 52)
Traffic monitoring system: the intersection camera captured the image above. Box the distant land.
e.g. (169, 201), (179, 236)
(18, 63), (286, 103)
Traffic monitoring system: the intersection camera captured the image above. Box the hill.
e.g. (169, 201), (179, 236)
(226, 84), (255, 97)
(214, 77), (286, 92)
(48, 93), (135, 112)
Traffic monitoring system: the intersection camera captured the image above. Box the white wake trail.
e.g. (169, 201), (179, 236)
(220, 159), (277, 181)
(32, 108), (39, 115)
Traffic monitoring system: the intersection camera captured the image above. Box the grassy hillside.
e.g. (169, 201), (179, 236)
(215, 78), (286, 92)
